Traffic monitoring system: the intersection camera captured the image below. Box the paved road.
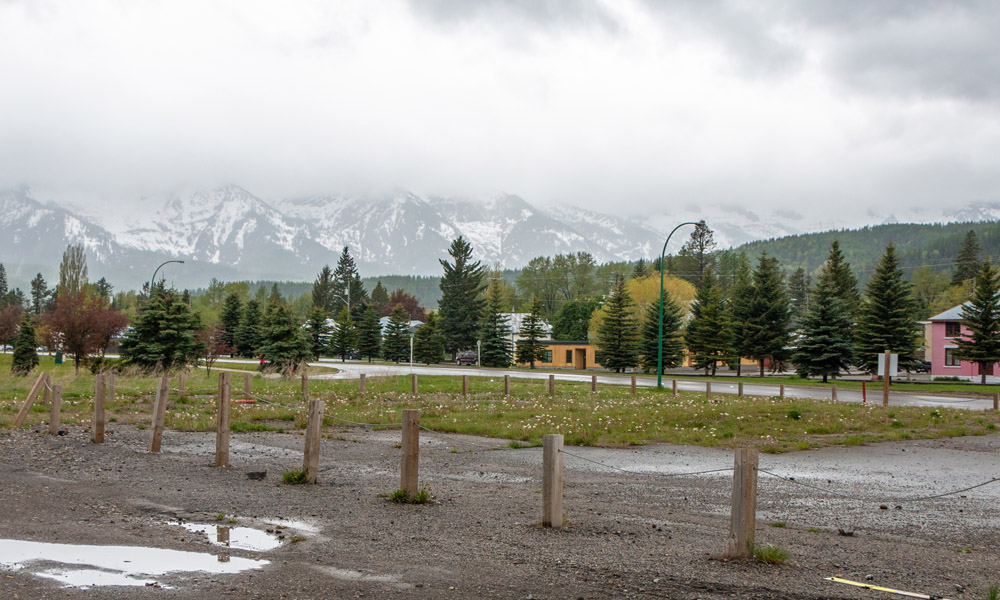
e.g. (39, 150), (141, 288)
(285, 359), (998, 412)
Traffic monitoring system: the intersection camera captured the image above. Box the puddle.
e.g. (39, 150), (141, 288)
(0, 539), (268, 588)
(443, 471), (532, 484)
(264, 518), (321, 534)
(314, 565), (413, 590)
(174, 523), (282, 551)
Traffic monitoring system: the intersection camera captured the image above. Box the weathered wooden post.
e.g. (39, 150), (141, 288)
(832, 385), (838, 402)
(13, 372), (48, 427)
(591, 375), (597, 393)
(302, 398), (325, 483)
(671, 379), (678, 397)
(411, 373), (418, 395)
(48, 385), (62, 435)
(779, 384), (785, 399)
(630, 375), (636, 395)
(359, 373), (366, 396)
(724, 448), (759, 559)
(401, 409), (420, 498)
(148, 376), (169, 453)
(462, 375), (469, 396)
(883, 348), (891, 407)
(93, 373), (106, 444)
(301, 372), (309, 399)
(108, 372), (116, 403)
(215, 372), (231, 467)
(738, 382), (744, 397)
(706, 381), (712, 400)
(548, 374), (555, 396)
(504, 374), (510, 396)
(542, 434), (564, 528)
(993, 393), (998, 411)
(243, 372), (251, 399)
(178, 371), (186, 395)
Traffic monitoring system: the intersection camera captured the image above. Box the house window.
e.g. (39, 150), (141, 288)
(945, 322), (961, 338)
(542, 350), (552, 363)
(565, 349), (573, 363)
(945, 348), (960, 367)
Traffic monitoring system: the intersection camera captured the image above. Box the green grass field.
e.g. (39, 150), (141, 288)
(2, 354), (998, 452)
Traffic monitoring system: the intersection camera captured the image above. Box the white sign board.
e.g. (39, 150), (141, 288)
(877, 353), (899, 377)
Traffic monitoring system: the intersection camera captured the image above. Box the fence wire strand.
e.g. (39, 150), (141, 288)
(560, 448), (733, 478)
(757, 468), (1000, 503)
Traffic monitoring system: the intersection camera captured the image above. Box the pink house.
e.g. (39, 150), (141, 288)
(927, 304), (1000, 380)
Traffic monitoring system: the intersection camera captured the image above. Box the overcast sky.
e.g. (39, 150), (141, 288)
(2, 0), (999, 223)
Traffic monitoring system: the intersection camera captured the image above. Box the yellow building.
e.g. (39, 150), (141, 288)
(517, 340), (602, 370)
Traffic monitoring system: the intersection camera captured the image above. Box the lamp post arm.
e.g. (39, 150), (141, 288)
(658, 222), (701, 388)
(150, 260), (185, 296)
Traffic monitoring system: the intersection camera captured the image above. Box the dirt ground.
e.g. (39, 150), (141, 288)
(1, 424), (998, 599)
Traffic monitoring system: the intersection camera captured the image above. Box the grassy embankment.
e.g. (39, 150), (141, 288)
(1, 354), (998, 452)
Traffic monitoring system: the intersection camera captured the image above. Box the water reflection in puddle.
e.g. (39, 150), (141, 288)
(175, 523), (282, 551)
(0, 539), (268, 588)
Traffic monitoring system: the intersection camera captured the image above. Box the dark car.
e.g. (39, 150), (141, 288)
(913, 360), (931, 373)
(455, 351), (477, 366)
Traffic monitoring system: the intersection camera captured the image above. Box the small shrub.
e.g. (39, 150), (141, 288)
(389, 488), (431, 504)
(283, 470), (307, 484)
(752, 543), (789, 565)
(786, 409), (802, 420)
(769, 522), (786, 528)
(986, 583), (998, 600)
(988, 423), (997, 431)
(412, 489), (430, 504)
(389, 489), (409, 503)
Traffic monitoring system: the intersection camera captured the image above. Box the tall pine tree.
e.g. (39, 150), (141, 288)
(791, 278), (854, 382)
(329, 305), (356, 362)
(220, 293), (243, 349)
(382, 305), (411, 363)
(515, 297), (549, 369)
(817, 240), (860, 318)
(595, 274), (640, 373)
(120, 284), (203, 371)
(854, 244), (920, 373)
(639, 293), (684, 374)
(414, 312), (445, 365)
(235, 299), (263, 358)
(478, 282), (513, 368)
(685, 268), (732, 376)
(332, 246), (358, 313)
(305, 306), (330, 359)
(951, 229), (982, 287)
(727, 256), (754, 376)
(954, 259), (1000, 384)
(357, 305), (382, 362)
(312, 265), (337, 315)
(29, 273), (49, 315)
(744, 253), (791, 376)
(11, 312), (39, 375)
(438, 237), (486, 354)
(259, 301), (309, 374)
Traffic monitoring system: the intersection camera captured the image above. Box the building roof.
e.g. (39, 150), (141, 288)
(928, 303), (968, 322)
(503, 313), (553, 335)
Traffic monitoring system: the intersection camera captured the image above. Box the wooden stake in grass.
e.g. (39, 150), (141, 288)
(462, 375), (469, 396)
(706, 381), (712, 400)
(411, 373), (418, 395)
(832, 385), (838, 402)
(148, 376), (169, 453)
(542, 434), (564, 528)
(883, 348), (891, 407)
(244, 372), (251, 399)
(13, 372), (48, 427)
(215, 372), (231, 468)
(672, 379), (678, 397)
(178, 371), (186, 395)
(591, 375), (597, 393)
(93, 373), (106, 444)
(630, 375), (636, 395)
(108, 372), (116, 403)
(738, 382), (744, 397)
(48, 385), (62, 435)
(779, 384), (785, 399)
(724, 448), (759, 559)
(994, 393), (998, 411)
(301, 372), (309, 399)
(359, 373), (366, 396)
(401, 409), (420, 498)
(504, 374), (510, 396)
(548, 374), (555, 396)
(302, 398), (325, 483)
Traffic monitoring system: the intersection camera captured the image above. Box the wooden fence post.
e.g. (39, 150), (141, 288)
(48, 385), (62, 435)
(779, 384), (785, 399)
(411, 373), (418, 395)
(993, 393), (998, 411)
(401, 409), (420, 498)
(706, 381), (712, 400)
(215, 372), (231, 467)
(724, 448), (759, 559)
(108, 372), (116, 403)
(738, 382), (744, 397)
(883, 348), (891, 407)
(148, 376), (169, 453)
(548, 374), (555, 396)
(93, 373), (106, 444)
(302, 398), (325, 483)
(301, 373), (309, 399)
(630, 375), (636, 395)
(178, 372), (186, 395)
(244, 373), (251, 399)
(832, 385), (838, 402)
(13, 372), (48, 427)
(591, 375), (597, 393)
(504, 374), (510, 396)
(359, 373), (366, 396)
(462, 375), (469, 396)
(542, 434), (564, 528)
(671, 379), (678, 397)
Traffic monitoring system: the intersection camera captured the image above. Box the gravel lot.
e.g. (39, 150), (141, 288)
(1, 424), (999, 599)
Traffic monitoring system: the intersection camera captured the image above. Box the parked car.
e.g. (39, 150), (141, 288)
(455, 351), (477, 366)
(913, 360), (931, 373)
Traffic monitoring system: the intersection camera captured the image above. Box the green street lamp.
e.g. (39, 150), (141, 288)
(150, 259), (185, 294)
(658, 221), (701, 388)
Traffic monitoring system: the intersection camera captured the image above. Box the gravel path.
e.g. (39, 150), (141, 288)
(1, 425), (999, 599)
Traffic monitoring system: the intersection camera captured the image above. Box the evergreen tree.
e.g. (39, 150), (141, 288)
(305, 306), (330, 359)
(235, 299), (263, 358)
(329, 305), (356, 362)
(639, 293), (684, 374)
(259, 301), (310, 374)
(595, 274), (640, 373)
(382, 305), (411, 363)
(955, 259), (1000, 384)
(631, 258), (649, 279)
(744, 254), (792, 376)
(29, 273), (49, 315)
(478, 282), (513, 368)
(854, 244), (920, 374)
(438, 236), (487, 354)
(788, 267), (811, 323)
(951, 229), (982, 287)
(817, 240), (860, 318)
(726, 256), (754, 375)
(349, 272), (368, 320)
(676, 221), (716, 289)
(120, 284), (203, 371)
(551, 300), (597, 340)
(333, 246), (358, 312)
(0, 263), (6, 298)
(312, 265), (337, 315)
(791, 279), (854, 382)
(357, 305), (382, 362)
(685, 268), (733, 376)
(370, 281), (390, 316)
(268, 283), (283, 306)
(96, 277), (113, 301)
(413, 312), (445, 365)
(515, 297), (549, 368)
(11, 312), (38, 375)
(220, 293), (243, 348)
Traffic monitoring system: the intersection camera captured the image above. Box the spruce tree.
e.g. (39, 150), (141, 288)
(235, 299), (263, 358)
(639, 293), (684, 374)
(371, 281), (390, 316)
(955, 259), (1000, 383)
(120, 284), (204, 371)
(259, 301), (309, 374)
(312, 265), (337, 315)
(332, 246), (357, 313)
(30, 273), (49, 315)
(11, 313), (39, 375)
(479, 282), (513, 368)
(676, 221), (716, 289)
(305, 306), (330, 359)
(791, 279), (854, 382)
(595, 274), (640, 373)
(727, 256), (754, 375)
(329, 305), (357, 362)
(357, 305), (382, 362)
(744, 254), (792, 376)
(631, 259), (649, 279)
(788, 267), (811, 323)
(382, 305), (411, 363)
(854, 244), (920, 374)
(438, 236), (487, 354)
(0, 263), (7, 298)
(685, 268), (732, 376)
(515, 298), (549, 368)
(414, 312), (445, 365)
(817, 240), (860, 318)
(951, 230), (982, 287)
(220, 293), (243, 348)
